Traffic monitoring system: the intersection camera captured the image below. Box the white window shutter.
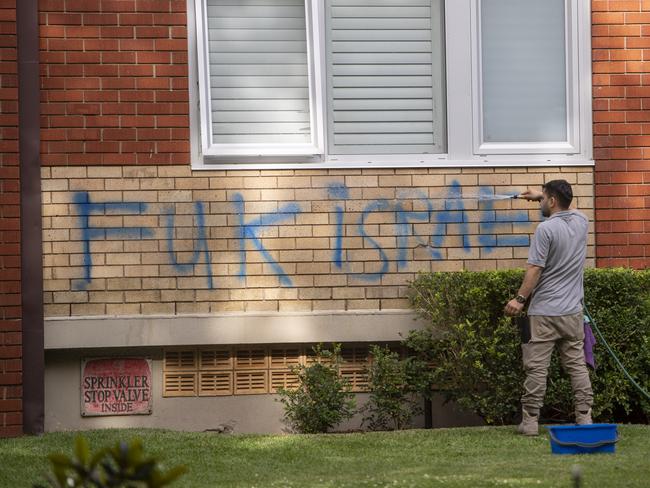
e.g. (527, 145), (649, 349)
(206, 0), (312, 145)
(326, 0), (445, 155)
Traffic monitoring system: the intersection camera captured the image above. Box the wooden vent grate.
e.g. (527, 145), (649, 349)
(235, 371), (268, 395)
(164, 350), (196, 370)
(304, 349), (335, 366)
(270, 347), (302, 368)
(341, 368), (369, 392)
(341, 346), (369, 366)
(162, 343), (395, 397)
(235, 348), (268, 369)
(199, 371), (233, 396)
(163, 372), (196, 397)
(270, 369), (300, 393)
(200, 349), (232, 370)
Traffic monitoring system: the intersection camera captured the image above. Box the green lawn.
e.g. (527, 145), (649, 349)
(1, 425), (648, 487)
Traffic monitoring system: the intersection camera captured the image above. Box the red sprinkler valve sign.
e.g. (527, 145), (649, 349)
(81, 358), (152, 416)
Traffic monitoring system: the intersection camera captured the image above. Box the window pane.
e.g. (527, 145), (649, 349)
(326, 0), (445, 155)
(481, 0), (567, 143)
(206, 0), (311, 145)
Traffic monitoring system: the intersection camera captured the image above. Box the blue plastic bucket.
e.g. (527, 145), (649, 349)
(546, 424), (618, 455)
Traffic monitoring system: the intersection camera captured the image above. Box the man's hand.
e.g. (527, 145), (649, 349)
(518, 189), (543, 202)
(504, 298), (525, 317)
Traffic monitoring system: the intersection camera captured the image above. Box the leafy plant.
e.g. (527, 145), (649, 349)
(406, 268), (650, 425)
(277, 344), (356, 433)
(35, 436), (187, 488)
(362, 345), (430, 430)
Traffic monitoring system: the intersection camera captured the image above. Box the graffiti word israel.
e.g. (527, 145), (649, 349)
(72, 181), (532, 290)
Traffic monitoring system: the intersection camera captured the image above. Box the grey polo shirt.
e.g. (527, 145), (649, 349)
(527, 210), (588, 316)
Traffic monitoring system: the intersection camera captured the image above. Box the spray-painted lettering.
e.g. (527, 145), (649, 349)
(165, 201), (214, 289)
(73, 192), (154, 291)
(72, 180), (533, 287)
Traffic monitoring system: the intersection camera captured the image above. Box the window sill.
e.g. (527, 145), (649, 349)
(191, 154), (595, 171)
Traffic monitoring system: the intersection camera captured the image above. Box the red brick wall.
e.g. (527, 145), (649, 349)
(0, 0), (22, 438)
(593, 0), (650, 268)
(39, 0), (190, 166)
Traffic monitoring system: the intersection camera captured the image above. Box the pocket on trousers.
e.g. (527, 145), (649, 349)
(564, 312), (585, 341)
(517, 315), (531, 344)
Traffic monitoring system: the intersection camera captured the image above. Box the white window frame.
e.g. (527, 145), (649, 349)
(188, 0), (593, 170)
(471, 0), (581, 155)
(192, 0), (325, 157)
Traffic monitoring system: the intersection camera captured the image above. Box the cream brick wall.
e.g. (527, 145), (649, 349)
(41, 166), (595, 317)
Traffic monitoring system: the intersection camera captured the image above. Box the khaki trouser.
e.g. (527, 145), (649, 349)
(521, 311), (593, 414)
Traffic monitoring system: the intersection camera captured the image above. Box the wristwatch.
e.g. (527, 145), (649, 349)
(514, 294), (527, 304)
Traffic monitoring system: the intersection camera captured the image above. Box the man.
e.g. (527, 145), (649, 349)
(504, 179), (593, 436)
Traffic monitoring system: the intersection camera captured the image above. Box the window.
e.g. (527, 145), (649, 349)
(475, 0), (580, 154)
(194, 0), (323, 157)
(189, 0), (592, 169)
(325, 0), (445, 156)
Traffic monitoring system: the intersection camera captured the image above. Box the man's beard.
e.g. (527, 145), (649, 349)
(541, 205), (550, 218)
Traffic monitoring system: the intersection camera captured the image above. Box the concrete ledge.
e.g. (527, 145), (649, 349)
(44, 310), (428, 350)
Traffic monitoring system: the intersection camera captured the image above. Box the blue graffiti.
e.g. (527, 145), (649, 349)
(395, 191), (436, 267)
(441, 180), (471, 250)
(71, 181), (534, 288)
(232, 193), (302, 287)
(332, 180), (532, 281)
(165, 201), (214, 289)
(358, 199), (391, 281)
(73, 192), (154, 290)
(328, 183), (349, 269)
(477, 186), (530, 250)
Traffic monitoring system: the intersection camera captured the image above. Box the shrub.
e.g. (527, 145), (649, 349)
(406, 268), (650, 425)
(35, 436), (186, 488)
(277, 344), (356, 433)
(583, 268), (650, 423)
(362, 345), (430, 430)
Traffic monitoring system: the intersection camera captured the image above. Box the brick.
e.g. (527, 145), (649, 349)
(262, 288), (298, 301)
(378, 175), (413, 187)
(377, 298), (408, 309)
(104, 303), (140, 315)
(593, 37), (625, 49)
(314, 275), (347, 287)
(100, 0), (136, 13)
(152, 13), (186, 26)
(242, 300), (276, 312)
(312, 300), (345, 311)
(0, 373), (21, 385)
(0, 426), (22, 437)
(626, 12), (650, 23)
(612, 49), (642, 61)
(292, 262), (329, 275)
(82, 13), (118, 25)
(123, 290), (161, 303)
(478, 173), (511, 186)
(593, 12), (625, 24)
(174, 302), (208, 314)
(278, 300), (312, 312)
(141, 302), (175, 314)
(71, 303), (106, 315)
(5, 411), (22, 426)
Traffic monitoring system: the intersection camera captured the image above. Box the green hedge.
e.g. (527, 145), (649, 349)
(405, 268), (650, 425)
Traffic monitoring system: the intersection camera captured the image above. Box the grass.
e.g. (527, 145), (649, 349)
(1, 425), (649, 487)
